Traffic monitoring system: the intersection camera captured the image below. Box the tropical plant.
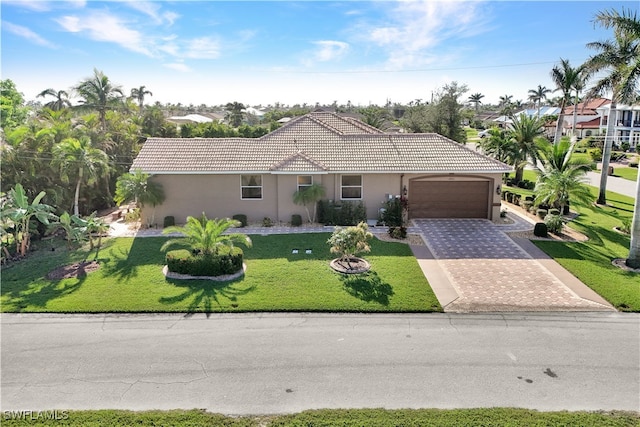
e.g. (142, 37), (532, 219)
(0, 79), (28, 130)
(225, 102), (246, 127)
(49, 211), (87, 250)
(292, 183), (326, 223)
(534, 138), (593, 214)
(114, 169), (165, 225)
(527, 85), (551, 117)
(476, 127), (518, 165)
(161, 213), (252, 256)
(550, 59), (587, 142)
(37, 88), (71, 111)
(130, 85), (153, 112)
(1, 184), (56, 257)
(509, 115), (546, 182)
(359, 106), (390, 129)
(74, 68), (124, 132)
(468, 93), (485, 114)
(583, 8), (640, 205)
(52, 136), (109, 216)
(327, 222), (373, 269)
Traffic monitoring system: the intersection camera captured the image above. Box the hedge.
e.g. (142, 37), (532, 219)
(166, 247), (243, 276)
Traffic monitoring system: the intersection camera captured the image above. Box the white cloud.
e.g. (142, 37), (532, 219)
(2, 21), (57, 48)
(163, 62), (191, 72)
(56, 10), (152, 56)
(302, 40), (350, 66)
(124, 1), (179, 26)
(2, 0), (85, 11)
(183, 37), (221, 59)
(360, 0), (487, 69)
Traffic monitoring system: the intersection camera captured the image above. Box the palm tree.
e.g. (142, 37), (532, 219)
(52, 135), (109, 216)
(225, 102), (246, 127)
(468, 93), (485, 114)
(114, 169), (165, 226)
(37, 88), (71, 111)
(130, 85), (153, 112)
(583, 9), (640, 205)
(161, 213), (252, 256)
(293, 183), (326, 223)
(527, 85), (551, 117)
(498, 95), (514, 128)
(534, 138), (594, 215)
(476, 127), (518, 165)
(509, 114), (546, 183)
(550, 59), (587, 143)
(74, 68), (124, 132)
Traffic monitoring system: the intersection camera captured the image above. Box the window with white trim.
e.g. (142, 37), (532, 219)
(297, 175), (313, 192)
(241, 175), (262, 199)
(341, 175), (362, 199)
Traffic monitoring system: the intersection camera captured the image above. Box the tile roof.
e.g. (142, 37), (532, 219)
(132, 112), (512, 174)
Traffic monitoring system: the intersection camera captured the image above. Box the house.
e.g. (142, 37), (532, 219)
(561, 98), (610, 139)
(131, 112), (512, 225)
(595, 102), (640, 149)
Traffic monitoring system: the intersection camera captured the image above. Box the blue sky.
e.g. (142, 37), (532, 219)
(1, 0), (636, 108)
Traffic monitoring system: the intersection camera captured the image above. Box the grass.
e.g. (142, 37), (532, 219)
(504, 171), (639, 312)
(612, 166), (638, 182)
(2, 408), (638, 426)
(0, 233), (441, 313)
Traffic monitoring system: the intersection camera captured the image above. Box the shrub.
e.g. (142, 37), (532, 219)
(548, 208), (560, 216)
(630, 161), (638, 168)
(381, 198), (405, 227)
(232, 214), (247, 227)
(533, 222), (548, 237)
(520, 200), (533, 211)
(165, 247), (243, 276)
(388, 226), (407, 239)
(525, 195), (534, 202)
(536, 209), (548, 219)
(291, 214), (302, 227)
(163, 216), (175, 228)
(589, 148), (603, 161)
(262, 217), (273, 227)
(544, 214), (564, 234)
(317, 200), (367, 226)
(124, 208), (140, 222)
(501, 191), (509, 201)
(500, 209), (507, 218)
(512, 194), (521, 205)
(619, 218), (631, 234)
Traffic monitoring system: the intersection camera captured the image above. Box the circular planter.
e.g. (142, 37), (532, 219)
(162, 263), (246, 281)
(330, 257), (371, 274)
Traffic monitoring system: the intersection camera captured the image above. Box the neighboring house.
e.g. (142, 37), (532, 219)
(131, 112), (512, 225)
(166, 113), (215, 125)
(562, 98), (609, 139)
(596, 102), (640, 149)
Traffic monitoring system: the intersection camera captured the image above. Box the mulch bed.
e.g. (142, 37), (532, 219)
(46, 261), (100, 280)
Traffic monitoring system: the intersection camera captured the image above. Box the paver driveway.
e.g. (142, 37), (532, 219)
(413, 219), (614, 312)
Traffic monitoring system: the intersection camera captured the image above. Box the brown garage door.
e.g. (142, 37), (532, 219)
(409, 180), (489, 218)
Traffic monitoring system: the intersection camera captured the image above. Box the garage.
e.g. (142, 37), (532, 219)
(409, 180), (490, 219)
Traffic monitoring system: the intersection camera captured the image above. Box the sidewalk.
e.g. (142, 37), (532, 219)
(586, 167), (637, 199)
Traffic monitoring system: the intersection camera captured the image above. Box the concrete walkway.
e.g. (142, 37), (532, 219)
(410, 214), (614, 313)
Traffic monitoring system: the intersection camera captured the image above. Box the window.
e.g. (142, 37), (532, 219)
(341, 175), (362, 199)
(241, 175), (262, 199)
(297, 175), (313, 192)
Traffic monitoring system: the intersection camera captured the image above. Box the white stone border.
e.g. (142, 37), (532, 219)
(330, 258), (371, 274)
(162, 263), (247, 281)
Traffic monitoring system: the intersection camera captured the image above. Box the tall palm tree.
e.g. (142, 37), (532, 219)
(550, 59), (587, 143)
(225, 102), (246, 127)
(527, 85), (551, 118)
(509, 114), (546, 183)
(37, 88), (71, 111)
(52, 135), (109, 216)
(130, 85), (153, 112)
(74, 68), (124, 132)
(583, 9), (640, 206)
(468, 93), (485, 114)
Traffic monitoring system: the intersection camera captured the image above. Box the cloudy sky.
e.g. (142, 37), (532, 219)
(1, 0), (635, 108)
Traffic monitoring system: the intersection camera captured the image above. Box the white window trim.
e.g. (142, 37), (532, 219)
(241, 174), (263, 200)
(340, 174), (363, 200)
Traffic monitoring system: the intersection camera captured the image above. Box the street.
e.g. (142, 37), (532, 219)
(1, 312), (639, 414)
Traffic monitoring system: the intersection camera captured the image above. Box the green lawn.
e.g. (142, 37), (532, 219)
(612, 166), (639, 182)
(0, 233), (441, 313)
(504, 173), (639, 312)
(2, 408), (637, 426)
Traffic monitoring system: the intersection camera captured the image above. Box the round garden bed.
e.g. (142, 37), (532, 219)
(330, 257), (371, 274)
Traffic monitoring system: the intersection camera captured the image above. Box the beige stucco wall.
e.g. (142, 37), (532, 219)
(142, 172), (504, 226)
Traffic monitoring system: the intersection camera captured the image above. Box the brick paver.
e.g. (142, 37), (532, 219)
(414, 219), (614, 312)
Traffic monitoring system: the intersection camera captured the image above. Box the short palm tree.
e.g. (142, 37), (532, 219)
(161, 213), (252, 256)
(52, 135), (109, 216)
(114, 169), (165, 225)
(476, 127), (517, 165)
(508, 115), (546, 183)
(293, 183), (326, 223)
(534, 137), (593, 214)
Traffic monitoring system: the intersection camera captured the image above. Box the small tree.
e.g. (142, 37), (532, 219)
(327, 222), (373, 269)
(114, 169), (165, 226)
(161, 213), (252, 256)
(293, 183), (325, 223)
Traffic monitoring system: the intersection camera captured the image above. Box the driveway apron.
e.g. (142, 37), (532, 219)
(413, 219), (615, 313)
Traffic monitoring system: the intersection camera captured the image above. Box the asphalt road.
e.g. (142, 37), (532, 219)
(1, 312), (639, 415)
